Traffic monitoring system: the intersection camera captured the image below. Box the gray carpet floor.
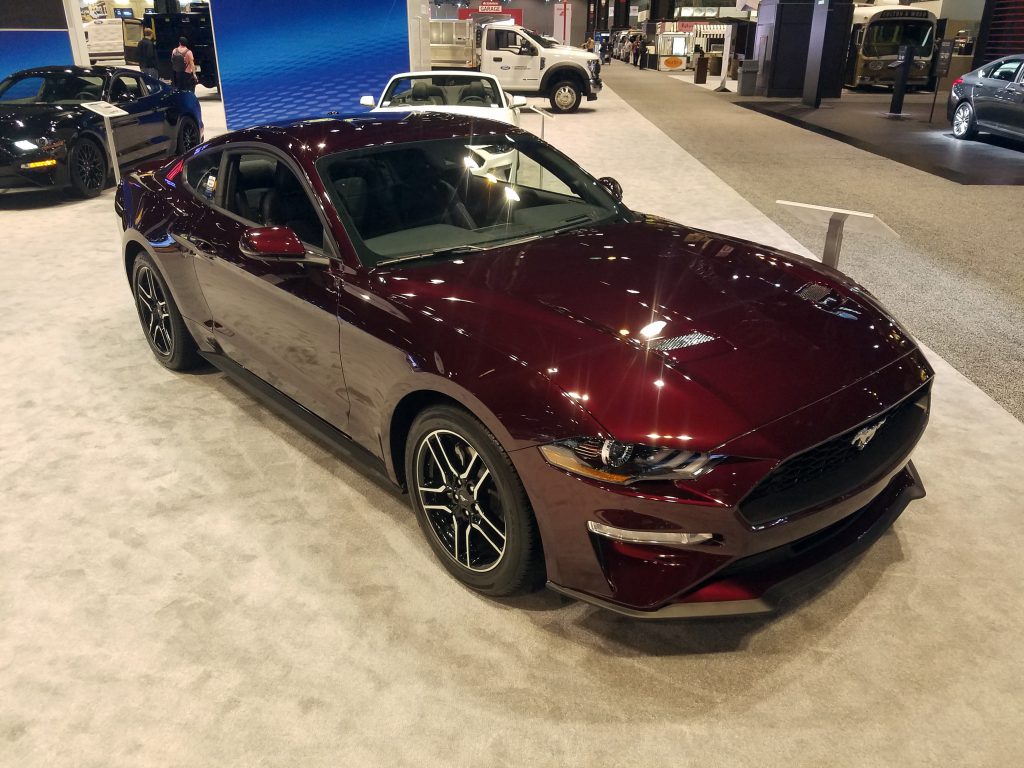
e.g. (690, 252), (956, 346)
(604, 64), (1024, 422)
(2, 84), (1023, 766)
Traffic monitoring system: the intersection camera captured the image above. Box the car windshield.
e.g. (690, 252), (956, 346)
(863, 21), (934, 57)
(0, 73), (104, 105)
(381, 75), (504, 109)
(318, 133), (628, 266)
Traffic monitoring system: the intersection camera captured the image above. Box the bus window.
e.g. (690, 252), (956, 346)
(863, 21), (934, 57)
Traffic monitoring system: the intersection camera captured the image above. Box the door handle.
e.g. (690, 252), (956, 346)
(493, 57), (503, 62)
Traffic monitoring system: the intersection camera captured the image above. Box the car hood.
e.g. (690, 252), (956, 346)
(546, 47), (599, 63)
(378, 217), (919, 452)
(0, 103), (80, 139)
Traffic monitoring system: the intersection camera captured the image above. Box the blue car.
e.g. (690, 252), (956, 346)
(0, 65), (203, 197)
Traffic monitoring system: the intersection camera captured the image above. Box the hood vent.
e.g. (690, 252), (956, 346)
(797, 283), (833, 304)
(650, 331), (716, 352)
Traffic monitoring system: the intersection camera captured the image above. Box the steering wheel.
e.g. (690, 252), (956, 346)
(74, 91), (95, 100)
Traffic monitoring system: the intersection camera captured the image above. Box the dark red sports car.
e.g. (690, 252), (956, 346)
(116, 113), (932, 618)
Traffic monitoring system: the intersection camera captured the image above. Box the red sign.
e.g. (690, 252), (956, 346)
(458, 7), (524, 24)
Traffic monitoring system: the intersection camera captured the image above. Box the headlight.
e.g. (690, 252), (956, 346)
(539, 437), (722, 485)
(13, 137), (64, 153)
(14, 140), (38, 151)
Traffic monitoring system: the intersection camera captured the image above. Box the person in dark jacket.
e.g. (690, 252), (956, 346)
(137, 28), (159, 80)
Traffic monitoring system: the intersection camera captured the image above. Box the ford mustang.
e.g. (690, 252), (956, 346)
(1, 65), (202, 197)
(115, 113), (932, 618)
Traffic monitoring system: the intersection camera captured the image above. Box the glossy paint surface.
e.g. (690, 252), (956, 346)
(117, 113), (932, 614)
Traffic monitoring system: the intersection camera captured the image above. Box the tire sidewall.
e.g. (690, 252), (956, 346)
(131, 252), (198, 370)
(549, 80), (582, 113)
(953, 102), (976, 139)
(69, 138), (107, 198)
(176, 117), (198, 154)
(405, 405), (541, 595)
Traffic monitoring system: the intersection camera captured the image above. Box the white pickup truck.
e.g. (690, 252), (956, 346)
(430, 20), (602, 114)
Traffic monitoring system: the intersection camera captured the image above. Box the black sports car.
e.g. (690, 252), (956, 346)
(949, 55), (1024, 142)
(0, 65), (203, 197)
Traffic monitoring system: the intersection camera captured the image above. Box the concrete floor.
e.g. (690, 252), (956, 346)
(2, 85), (1024, 766)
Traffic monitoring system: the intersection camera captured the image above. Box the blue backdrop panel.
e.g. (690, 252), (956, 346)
(0, 31), (74, 80)
(211, 0), (410, 130)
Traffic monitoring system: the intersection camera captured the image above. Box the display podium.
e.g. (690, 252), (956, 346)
(776, 200), (898, 269)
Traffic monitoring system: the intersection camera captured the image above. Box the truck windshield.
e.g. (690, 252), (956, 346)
(524, 29), (558, 49)
(318, 134), (628, 266)
(863, 21), (934, 57)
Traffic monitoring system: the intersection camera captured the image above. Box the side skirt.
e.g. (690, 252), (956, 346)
(199, 351), (401, 495)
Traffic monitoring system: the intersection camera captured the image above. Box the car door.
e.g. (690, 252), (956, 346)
(485, 28), (542, 90)
(974, 58), (1023, 128)
(1003, 64), (1024, 136)
(187, 147), (351, 430)
(106, 73), (171, 164)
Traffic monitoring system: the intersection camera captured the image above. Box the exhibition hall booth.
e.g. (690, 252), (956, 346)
(2, 0), (1023, 765)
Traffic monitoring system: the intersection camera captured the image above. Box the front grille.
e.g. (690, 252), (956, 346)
(739, 386), (930, 527)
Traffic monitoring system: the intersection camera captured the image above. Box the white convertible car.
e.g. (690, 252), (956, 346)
(360, 71), (527, 127)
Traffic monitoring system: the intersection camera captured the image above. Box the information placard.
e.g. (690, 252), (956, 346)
(81, 101), (129, 119)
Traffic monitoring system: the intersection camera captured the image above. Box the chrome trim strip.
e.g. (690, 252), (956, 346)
(547, 581), (773, 619)
(586, 520), (714, 546)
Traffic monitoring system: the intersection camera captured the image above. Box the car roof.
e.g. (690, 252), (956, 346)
(7, 65), (133, 79)
(388, 70), (501, 82)
(204, 111), (524, 162)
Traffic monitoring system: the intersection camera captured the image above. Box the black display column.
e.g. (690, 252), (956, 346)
(613, 0), (630, 28)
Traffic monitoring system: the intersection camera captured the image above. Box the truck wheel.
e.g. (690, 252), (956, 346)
(549, 81), (582, 113)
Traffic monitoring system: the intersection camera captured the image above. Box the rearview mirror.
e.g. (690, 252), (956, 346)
(511, 95), (528, 108)
(359, 95), (376, 108)
(598, 176), (623, 203)
(239, 227), (307, 260)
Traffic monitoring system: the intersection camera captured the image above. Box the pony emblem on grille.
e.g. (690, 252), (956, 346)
(852, 419), (886, 451)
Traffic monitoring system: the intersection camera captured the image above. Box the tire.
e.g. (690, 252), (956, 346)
(68, 137), (107, 198)
(405, 405), (545, 597)
(176, 116), (201, 154)
(548, 79), (582, 113)
(952, 101), (978, 140)
(130, 252), (201, 371)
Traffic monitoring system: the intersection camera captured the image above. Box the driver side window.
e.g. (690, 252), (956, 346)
(986, 60), (1022, 82)
(110, 75), (146, 102)
(224, 153), (324, 249)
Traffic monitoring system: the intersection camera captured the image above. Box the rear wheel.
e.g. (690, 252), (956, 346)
(176, 116), (201, 154)
(68, 138), (107, 198)
(131, 252), (201, 371)
(952, 101), (978, 139)
(549, 80), (582, 113)
(405, 405), (544, 596)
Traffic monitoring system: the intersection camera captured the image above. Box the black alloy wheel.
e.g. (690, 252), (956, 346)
(406, 405), (544, 596)
(177, 118), (200, 153)
(68, 138), (107, 198)
(131, 253), (200, 371)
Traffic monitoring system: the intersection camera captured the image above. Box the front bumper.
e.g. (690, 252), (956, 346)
(0, 145), (68, 191)
(549, 462), (924, 618)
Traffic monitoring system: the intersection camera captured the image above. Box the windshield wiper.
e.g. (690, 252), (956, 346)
(376, 244), (484, 268)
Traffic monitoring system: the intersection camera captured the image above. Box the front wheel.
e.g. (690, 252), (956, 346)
(131, 253), (201, 370)
(68, 137), (107, 198)
(405, 405), (545, 596)
(549, 80), (582, 113)
(952, 101), (978, 140)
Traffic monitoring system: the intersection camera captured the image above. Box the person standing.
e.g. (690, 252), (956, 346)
(137, 28), (159, 80)
(170, 36), (197, 92)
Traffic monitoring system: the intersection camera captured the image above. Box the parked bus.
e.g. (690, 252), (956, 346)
(845, 7), (937, 89)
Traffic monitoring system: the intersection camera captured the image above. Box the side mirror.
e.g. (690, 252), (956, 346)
(239, 226), (307, 260)
(519, 45), (536, 57)
(359, 95), (376, 108)
(598, 176), (623, 203)
(511, 95), (528, 109)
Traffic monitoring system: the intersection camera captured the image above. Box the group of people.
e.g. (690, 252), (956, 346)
(136, 29), (199, 92)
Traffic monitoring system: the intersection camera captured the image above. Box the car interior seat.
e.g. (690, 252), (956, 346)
(458, 82), (488, 106)
(408, 81), (445, 106)
(261, 164), (322, 247)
